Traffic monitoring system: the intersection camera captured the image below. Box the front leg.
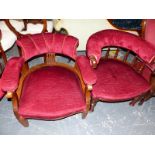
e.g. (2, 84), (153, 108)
(90, 99), (97, 112)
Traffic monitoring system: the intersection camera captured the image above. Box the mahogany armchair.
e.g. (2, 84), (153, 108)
(0, 32), (96, 127)
(85, 29), (155, 111)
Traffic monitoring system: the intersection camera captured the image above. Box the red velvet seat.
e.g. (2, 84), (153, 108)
(0, 33), (96, 127)
(18, 66), (86, 119)
(92, 59), (151, 101)
(86, 29), (155, 110)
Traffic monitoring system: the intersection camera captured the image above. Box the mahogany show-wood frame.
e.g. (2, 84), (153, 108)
(89, 47), (155, 111)
(6, 50), (92, 127)
(4, 19), (48, 39)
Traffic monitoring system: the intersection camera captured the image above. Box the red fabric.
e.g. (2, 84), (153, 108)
(0, 79), (5, 99)
(92, 59), (151, 101)
(1, 57), (24, 92)
(16, 33), (79, 61)
(18, 66), (86, 119)
(86, 30), (155, 67)
(142, 66), (152, 82)
(76, 56), (97, 85)
(145, 19), (155, 47)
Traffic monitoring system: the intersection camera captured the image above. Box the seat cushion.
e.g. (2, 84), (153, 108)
(18, 66), (86, 119)
(92, 59), (151, 101)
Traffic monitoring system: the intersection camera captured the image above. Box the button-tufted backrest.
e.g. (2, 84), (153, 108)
(86, 29), (155, 67)
(16, 32), (79, 61)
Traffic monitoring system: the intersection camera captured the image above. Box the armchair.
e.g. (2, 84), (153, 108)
(86, 29), (155, 111)
(1, 32), (96, 127)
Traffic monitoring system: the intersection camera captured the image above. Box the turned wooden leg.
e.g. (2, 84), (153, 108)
(138, 91), (152, 106)
(82, 111), (88, 119)
(138, 98), (145, 106)
(129, 96), (142, 106)
(18, 116), (29, 127)
(12, 92), (29, 127)
(90, 99), (97, 112)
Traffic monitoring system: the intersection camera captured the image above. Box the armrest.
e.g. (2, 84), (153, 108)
(1, 57), (24, 92)
(76, 56), (97, 86)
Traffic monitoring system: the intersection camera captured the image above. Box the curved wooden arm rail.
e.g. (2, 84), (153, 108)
(86, 29), (155, 111)
(1, 33), (91, 127)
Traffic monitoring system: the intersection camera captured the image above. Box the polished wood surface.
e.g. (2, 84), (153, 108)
(4, 19), (48, 39)
(89, 47), (154, 111)
(6, 52), (91, 127)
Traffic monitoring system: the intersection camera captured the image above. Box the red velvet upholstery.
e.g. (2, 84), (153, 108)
(76, 56), (97, 85)
(86, 30), (155, 68)
(16, 33), (79, 61)
(0, 79), (5, 99)
(92, 59), (151, 101)
(1, 57), (24, 92)
(145, 19), (155, 47)
(18, 66), (86, 119)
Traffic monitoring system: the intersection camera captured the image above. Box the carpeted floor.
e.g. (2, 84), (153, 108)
(1, 45), (155, 135)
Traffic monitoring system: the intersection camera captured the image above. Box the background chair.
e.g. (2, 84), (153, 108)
(0, 20), (24, 62)
(86, 29), (155, 111)
(5, 19), (53, 39)
(108, 19), (143, 36)
(1, 32), (96, 127)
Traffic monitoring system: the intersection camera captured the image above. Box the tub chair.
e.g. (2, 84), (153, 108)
(0, 32), (96, 127)
(86, 29), (155, 111)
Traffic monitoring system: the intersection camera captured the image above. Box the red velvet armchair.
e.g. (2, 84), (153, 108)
(86, 29), (155, 111)
(0, 32), (96, 127)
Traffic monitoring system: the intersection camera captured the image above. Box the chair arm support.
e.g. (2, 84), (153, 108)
(76, 55), (97, 86)
(1, 57), (24, 92)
